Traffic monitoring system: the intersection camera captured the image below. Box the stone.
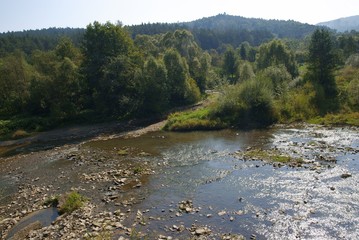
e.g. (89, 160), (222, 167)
(218, 210), (226, 216)
(195, 227), (211, 236)
(9, 221), (42, 240)
(341, 173), (352, 179)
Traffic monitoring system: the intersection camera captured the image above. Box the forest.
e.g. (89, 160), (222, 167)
(0, 14), (359, 139)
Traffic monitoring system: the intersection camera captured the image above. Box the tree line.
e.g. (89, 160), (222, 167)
(0, 20), (359, 136)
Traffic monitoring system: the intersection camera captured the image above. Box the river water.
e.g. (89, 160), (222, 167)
(1, 125), (359, 239)
(85, 125), (359, 239)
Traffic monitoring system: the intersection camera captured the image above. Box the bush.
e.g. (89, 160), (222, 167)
(212, 79), (277, 128)
(163, 108), (226, 131)
(347, 77), (359, 111)
(58, 191), (87, 214)
(345, 54), (359, 68)
(276, 82), (318, 122)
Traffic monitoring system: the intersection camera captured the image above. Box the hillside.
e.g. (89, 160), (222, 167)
(185, 14), (317, 39)
(129, 14), (318, 49)
(317, 15), (359, 32)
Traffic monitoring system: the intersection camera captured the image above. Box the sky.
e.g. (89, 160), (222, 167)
(1, 0), (358, 33)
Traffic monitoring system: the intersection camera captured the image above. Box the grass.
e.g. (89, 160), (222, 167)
(309, 112), (359, 126)
(58, 191), (87, 214)
(238, 148), (302, 164)
(117, 148), (129, 156)
(0, 116), (59, 140)
(163, 108), (226, 131)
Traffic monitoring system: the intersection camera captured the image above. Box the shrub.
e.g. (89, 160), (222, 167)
(212, 79), (277, 128)
(276, 82), (318, 122)
(163, 108), (226, 131)
(345, 53), (359, 68)
(11, 129), (30, 139)
(58, 191), (87, 214)
(347, 77), (359, 111)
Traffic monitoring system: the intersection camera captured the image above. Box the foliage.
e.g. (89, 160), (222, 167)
(0, 51), (32, 115)
(239, 61), (255, 82)
(139, 57), (169, 116)
(0, 116), (60, 139)
(82, 21), (142, 116)
(345, 53), (359, 68)
(212, 79), (277, 128)
(163, 49), (200, 106)
(306, 28), (338, 114)
(258, 65), (292, 97)
(238, 148), (303, 164)
(275, 82), (318, 122)
(256, 39), (298, 77)
(222, 48), (239, 83)
(309, 112), (359, 126)
(163, 108), (226, 131)
(58, 191), (87, 214)
(0, 27), (84, 56)
(0, 18), (358, 138)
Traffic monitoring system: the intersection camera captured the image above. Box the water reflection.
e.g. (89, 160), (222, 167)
(103, 126), (359, 239)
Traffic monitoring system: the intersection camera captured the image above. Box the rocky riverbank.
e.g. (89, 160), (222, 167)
(0, 123), (358, 239)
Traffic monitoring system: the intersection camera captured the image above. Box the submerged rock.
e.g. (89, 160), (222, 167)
(341, 173), (352, 179)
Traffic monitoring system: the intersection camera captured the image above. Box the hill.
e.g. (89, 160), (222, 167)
(0, 27), (85, 56)
(317, 15), (359, 32)
(129, 14), (318, 49)
(185, 14), (317, 39)
(0, 14), (318, 54)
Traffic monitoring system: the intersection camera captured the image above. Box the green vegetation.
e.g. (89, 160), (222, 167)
(58, 191), (87, 214)
(235, 148), (303, 164)
(163, 108), (226, 131)
(309, 112), (359, 126)
(0, 17), (358, 138)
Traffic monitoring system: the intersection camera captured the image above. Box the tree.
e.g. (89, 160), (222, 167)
(140, 57), (169, 115)
(239, 61), (255, 82)
(82, 22), (136, 106)
(256, 39), (298, 78)
(81, 21), (141, 115)
(0, 51), (31, 115)
(163, 49), (189, 106)
(29, 39), (82, 118)
(222, 48), (239, 84)
(259, 65), (292, 97)
(306, 28), (338, 113)
(163, 49), (200, 106)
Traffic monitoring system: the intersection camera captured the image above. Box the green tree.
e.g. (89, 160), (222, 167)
(222, 48), (239, 84)
(163, 49), (200, 106)
(259, 65), (292, 97)
(82, 21), (142, 115)
(82, 21), (136, 108)
(306, 28), (338, 113)
(239, 62), (255, 82)
(0, 51), (31, 115)
(163, 49), (189, 106)
(140, 57), (169, 115)
(29, 39), (82, 118)
(256, 39), (298, 78)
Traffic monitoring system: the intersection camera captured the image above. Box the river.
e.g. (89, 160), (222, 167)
(1, 124), (359, 239)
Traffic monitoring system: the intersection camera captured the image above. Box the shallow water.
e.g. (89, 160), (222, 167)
(2, 125), (359, 239)
(5, 207), (59, 239)
(87, 126), (359, 239)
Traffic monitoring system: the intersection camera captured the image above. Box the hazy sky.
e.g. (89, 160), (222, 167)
(1, 0), (358, 32)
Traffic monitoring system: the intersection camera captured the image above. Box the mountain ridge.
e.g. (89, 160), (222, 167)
(317, 15), (359, 32)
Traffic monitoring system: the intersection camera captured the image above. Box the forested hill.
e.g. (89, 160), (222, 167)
(317, 15), (359, 32)
(0, 14), (318, 54)
(185, 14), (317, 39)
(128, 14), (318, 49)
(0, 28), (85, 56)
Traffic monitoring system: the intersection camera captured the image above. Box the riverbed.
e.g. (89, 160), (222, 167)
(0, 124), (358, 239)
